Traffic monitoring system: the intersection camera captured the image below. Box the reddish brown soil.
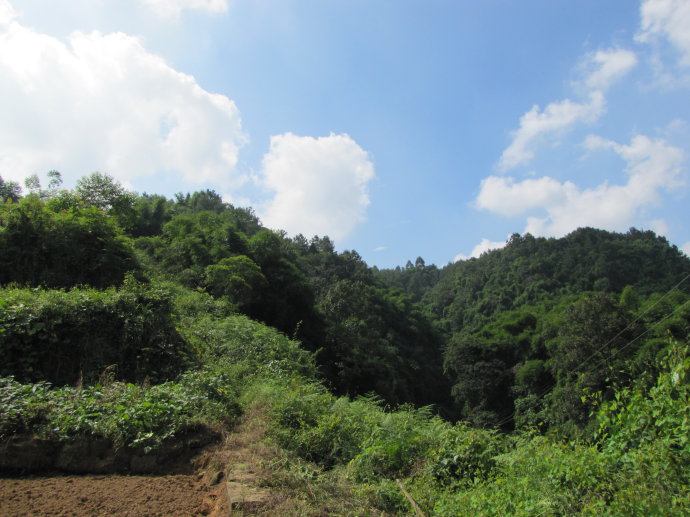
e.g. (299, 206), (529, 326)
(0, 473), (220, 517)
(0, 404), (344, 516)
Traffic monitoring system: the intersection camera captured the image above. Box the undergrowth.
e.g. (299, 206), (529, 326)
(2, 278), (689, 515)
(247, 340), (690, 516)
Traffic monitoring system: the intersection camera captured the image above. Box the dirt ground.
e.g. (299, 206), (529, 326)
(0, 473), (221, 517)
(0, 405), (277, 517)
(0, 404), (358, 516)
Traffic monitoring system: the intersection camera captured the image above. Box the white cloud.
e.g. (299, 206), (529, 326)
(0, 12), (246, 189)
(681, 241), (690, 256)
(374, 246), (386, 252)
(475, 175), (577, 216)
(638, 0), (690, 67)
(0, 0), (15, 26)
(259, 133), (375, 241)
(455, 237), (508, 262)
(581, 48), (638, 91)
(479, 135), (685, 237)
(135, 0), (228, 18)
(582, 133), (615, 152)
(498, 92), (605, 172)
(498, 46), (637, 172)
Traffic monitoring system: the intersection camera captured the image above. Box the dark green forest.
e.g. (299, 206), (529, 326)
(2, 171), (690, 515)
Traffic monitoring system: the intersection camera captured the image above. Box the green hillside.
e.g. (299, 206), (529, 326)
(2, 172), (689, 515)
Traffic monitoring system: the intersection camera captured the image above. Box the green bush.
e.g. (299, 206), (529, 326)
(425, 423), (508, 488)
(349, 406), (442, 482)
(593, 339), (690, 515)
(0, 196), (138, 288)
(262, 380), (336, 457)
(0, 376), (52, 439)
(0, 370), (242, 451)
(432, 436), (614, 516)
(293, 396), (384, 467)
(173, 288), (317, 380)
(596, 340), (690, 461)
(0, 280), (192, 385)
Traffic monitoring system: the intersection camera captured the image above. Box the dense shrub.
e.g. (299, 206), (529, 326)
(424, 423), (508, 488)
(349, 407), (443, 482)
(0, 196), (138, 288)
(430, 437), (614, 516)
(171, 286), (317, 380)
(0, 280), (191, 385)
(0, 371), (241, 451)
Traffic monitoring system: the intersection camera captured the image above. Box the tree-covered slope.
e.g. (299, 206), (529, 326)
(378, 229), (690, 335)
(377, 229), (690, 429)
(0, 173), (449, 409)
(5, 172), (690, 427)
(2, 172), (690, 515)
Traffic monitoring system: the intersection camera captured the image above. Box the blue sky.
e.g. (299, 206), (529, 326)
(1, 0), (689, 268)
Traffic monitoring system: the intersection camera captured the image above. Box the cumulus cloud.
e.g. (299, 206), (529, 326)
(259, 133), (375, 242)
(0, 7), (246, 188)
(455, 237), (508, 262)
(135, 0), (228, 18)
(0, 0), (15, 26)
(475, 175), (578, 216)
(498, 47), (637, 172)
(480, 135), (684, 237)
(637, 0), (690, 67)
(580, 48), (638, 91)
(497, 93), (605, 172)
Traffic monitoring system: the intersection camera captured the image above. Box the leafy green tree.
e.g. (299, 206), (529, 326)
(139, 210), (250, 284)
(0, 175), (21, 202)
(189, 189), (226, 213)
(75, 172), (136, 229)
(0, 196), (138, 288)
(46, 170), (63, 193)
(23, 173), (42, 195)
(245, 229), (318, 339)
(204, 255), (266, 308)
(316, 279), (449, 406)
(444, 334), (515, 427)
(545, 292), (639, 433)
(130, 194), (174, 237)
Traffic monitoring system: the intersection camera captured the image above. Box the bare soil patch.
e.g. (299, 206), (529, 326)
(0, 405), (282, 516)
(0, 404), (378, 516)
(0, 473), (221, 517)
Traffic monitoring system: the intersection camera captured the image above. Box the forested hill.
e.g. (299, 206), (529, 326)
(3, 172), (690, 514)
(379, 228), (690, 430)
(0, 173), (449, 409)
(2, 172), (690, 433)
(379, 228), (690, 333)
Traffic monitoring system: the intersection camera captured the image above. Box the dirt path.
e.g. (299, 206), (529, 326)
(206, 404), (282, 514)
